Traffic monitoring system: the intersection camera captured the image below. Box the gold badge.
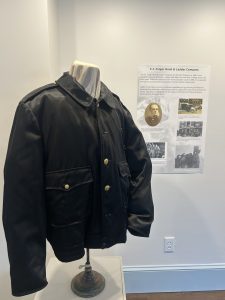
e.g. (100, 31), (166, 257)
(144, 103), (162, 127)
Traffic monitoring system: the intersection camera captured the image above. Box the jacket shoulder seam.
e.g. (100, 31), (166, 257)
(111, 93), (127, 148)
(22, 83), (56, 104)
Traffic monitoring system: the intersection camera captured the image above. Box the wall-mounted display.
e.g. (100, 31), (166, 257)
(137, 64), (210, 173)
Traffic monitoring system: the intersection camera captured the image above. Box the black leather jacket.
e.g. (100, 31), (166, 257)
(2, 72), (154, 296)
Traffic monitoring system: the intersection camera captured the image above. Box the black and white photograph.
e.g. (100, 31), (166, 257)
(178, 98), (203, 115)
(175, 145), (201, 168)
(146, 142), (166, 160)
(177, 121), (203, 138)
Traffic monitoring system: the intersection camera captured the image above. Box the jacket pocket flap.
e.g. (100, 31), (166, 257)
(118, 161), (131, 177)
(45, 166), (93, 191)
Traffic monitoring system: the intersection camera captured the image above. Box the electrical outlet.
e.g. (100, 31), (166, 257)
(164, 237), (175, 253)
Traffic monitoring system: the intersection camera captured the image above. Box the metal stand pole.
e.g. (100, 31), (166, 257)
(71, 248), (105, 298)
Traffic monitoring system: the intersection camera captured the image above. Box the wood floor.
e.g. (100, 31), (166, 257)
(126, 291), (225, 300)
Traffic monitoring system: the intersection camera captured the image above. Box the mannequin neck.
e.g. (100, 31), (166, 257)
(69, 60), (101, 100)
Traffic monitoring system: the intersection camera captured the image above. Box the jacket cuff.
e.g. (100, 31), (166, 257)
(12, 280), (48, 297)
(127, 213), (154, 237)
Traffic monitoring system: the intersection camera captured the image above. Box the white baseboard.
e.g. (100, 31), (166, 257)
(123, 264), (225, 293)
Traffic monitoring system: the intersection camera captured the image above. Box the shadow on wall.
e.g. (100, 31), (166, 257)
(117, 173), (223, 266)
(156, 176), (223, 264)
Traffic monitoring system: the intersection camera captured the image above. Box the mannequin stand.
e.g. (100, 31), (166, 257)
(71, 248), (105, 298)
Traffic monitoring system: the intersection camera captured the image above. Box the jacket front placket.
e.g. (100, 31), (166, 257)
(93, 98), (113, 248)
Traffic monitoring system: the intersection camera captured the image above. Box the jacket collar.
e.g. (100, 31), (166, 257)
(55, 72), (115, 109)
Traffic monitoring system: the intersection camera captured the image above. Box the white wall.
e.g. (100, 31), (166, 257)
(56, 0), (225, 268)
(0, 1), (51, 299)
(47, 0), (60, 79)
(1, 0), (225, 298)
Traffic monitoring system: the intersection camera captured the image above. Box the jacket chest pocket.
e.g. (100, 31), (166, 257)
(118, 161), (131, 210)
(45, 166), (93, 226)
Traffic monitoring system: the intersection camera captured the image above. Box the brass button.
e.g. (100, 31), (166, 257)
(103, 158), (109, 166)
(64, 184), (70, 190)
(104, 185), (110, 192)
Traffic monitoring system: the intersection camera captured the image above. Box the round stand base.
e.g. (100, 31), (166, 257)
(71, 269), (105, 298)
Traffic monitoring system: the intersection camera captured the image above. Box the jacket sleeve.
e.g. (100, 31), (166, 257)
(2, 101), (48, 296)
(120, 100), (154, 237)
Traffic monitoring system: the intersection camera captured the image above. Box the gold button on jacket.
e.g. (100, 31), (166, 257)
(104, 185), (110, 191)
(103, 158), (109, 165)
(64, 184), (70, 190)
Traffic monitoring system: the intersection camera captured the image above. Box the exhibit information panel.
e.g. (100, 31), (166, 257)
(137, 64), (210, 174)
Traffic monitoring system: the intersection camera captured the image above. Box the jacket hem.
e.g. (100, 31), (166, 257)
(84, 232), (127, 249)
(52, 234), (127, 263)
(53, 247), (85, 263)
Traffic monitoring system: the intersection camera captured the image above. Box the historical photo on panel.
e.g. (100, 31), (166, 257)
(178, 98), (203, 115)
(175, 145), (201, 168)
(177, 121), (203, 138)
(144, 102), (162, 126)
(146, 142), (166, 160)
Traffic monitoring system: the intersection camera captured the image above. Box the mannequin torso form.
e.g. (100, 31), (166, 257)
(69, 60), (101, 100)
